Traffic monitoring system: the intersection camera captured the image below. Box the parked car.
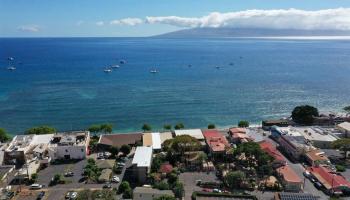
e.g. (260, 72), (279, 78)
(104, 152), (111, 158)
(314, 182), (323, 190)
(213, 189), (222, 193)
(4, 191), (14, 200)
(36, 191), (45, 200)
(97, 153), (104, 159)
(30, 184), (43, 190)
(117, 162), (126, 167)
(103, 182), (112, 189)
(111, 176), (120, 183)
(64, 172), (74, 177)
(310, 178), (317, 183)
(303, 171), (311, 178)
(65, 191), (77, 199)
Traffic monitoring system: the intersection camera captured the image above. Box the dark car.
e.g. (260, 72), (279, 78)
(314, 182), (323, 190)
(36, 191), (45, 200)
(64, 172), (74, 177)
(103, 182), (112, 189)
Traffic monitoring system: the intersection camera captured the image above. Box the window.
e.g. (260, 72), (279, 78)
(65, 149), (68, 153)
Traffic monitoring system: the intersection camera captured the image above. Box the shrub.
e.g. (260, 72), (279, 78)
(238, 121), (249, 128)
(207, 124), (216, 129)
(336, 165), (346, 172)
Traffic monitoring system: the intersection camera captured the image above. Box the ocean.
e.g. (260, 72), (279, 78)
(1, 37), (350, 134)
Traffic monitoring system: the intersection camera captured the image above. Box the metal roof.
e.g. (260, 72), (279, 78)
(132, 146), (153, 168)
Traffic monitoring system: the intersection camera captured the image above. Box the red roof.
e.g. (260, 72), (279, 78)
(202, 130), (229, 152)
(276, 165), (302, 183)
(309, 166), (350, 190)
(259, 140), (286, 163)
(159, 163), (173, 174)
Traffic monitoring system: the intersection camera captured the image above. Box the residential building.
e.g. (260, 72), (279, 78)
(272, 126), (312, 160)
(259, 140), (286, 167)
(174, 129), (204, 140)
(202, 130), (229, 157)
(304, 149), (330, 166)
(48, 131), (89, 160)
(276, 165), (303, 192)
(262, 119), (291, 130)
(133, 186), (174, 200)
(98, 132), (142, 149)
(4, 134), (53, 165)
(143, 132), (162, 151)
(228, 127), (253, 143)
(159, 132), (173, 144)
(274, 192), (319, 200)
(308, 166), (350, 195)
(337, 122), (350, 137)
(130, 146), (153, 183)
(0, 165), (15, 184)
(295, 127), (338, 149)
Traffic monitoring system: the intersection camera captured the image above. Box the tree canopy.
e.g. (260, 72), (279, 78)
(88, 123), (113, 134)
(207, 124), (216, 129)
(332, 138), (350, 159)
(142, 124), (152, 132)
(0, 128), (11, 142)
(25, 126), (56, 135)
(174, 123), (184, 130)
(224, 171), (245, 189)
(163, 135), (201, 153)
(291, 105), (319, 125)
(238, 121), (249, 128)
(163, 124), (172, 130)
(120, 144), (131, 155)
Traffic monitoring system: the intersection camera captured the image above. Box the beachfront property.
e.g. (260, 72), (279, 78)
(228, 127), (253, 143)
(48, 131), (90, 160)
(4, 134), (53, 166)
(130, 146), (153, 183)
(202, 129), (229, 157)
(174, 129), (204, 140)
(294, 127), (338, 149)
(271, 126), (313, 160)
(308, 165), (350, 195)
(133, 186), (174, 200)
(159, 132), (173, 144)
(98, 132), (142, 149)
(276, 165), (303, 192)
(337, 122), (350, 137)
(304, 149), (330, 166)
(259, 140), (286, 167)
(142, 132), (162, 152)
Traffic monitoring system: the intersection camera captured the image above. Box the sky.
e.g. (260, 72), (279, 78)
(1, 0), (350, 37)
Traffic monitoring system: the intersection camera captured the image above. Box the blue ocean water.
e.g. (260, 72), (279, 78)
(0, 37), (350, 134)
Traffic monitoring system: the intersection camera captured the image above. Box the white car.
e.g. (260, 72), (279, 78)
(30, 184), (43, 189)
(111, 176), (120, 183)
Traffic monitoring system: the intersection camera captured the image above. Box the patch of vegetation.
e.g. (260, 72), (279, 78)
(0, 128), (11, 142)
(25, 125), (56, 135)
(291, 105), (319, 125)
(332, 138), (350, 159)
(142, 123), (152, 132)
(238, 121), (249, 128)
(174, 123), (185, 130)
(83, 158), (101, 182)
(118, 181), (132, 198)
(207, 124), (216, 129)
(120, 144), (131, 155)
(336, 164), (346, 172)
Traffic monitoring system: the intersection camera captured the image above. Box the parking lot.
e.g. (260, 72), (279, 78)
(179, 172), (219, 200)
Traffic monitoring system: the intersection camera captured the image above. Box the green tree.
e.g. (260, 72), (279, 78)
(142, 124), (152, 132)
(109, 146), (119, 158)
(224, 171), (245, 189)
(118, 181), (131, 194)
(154, 181), (170, 190)
(163, 124), (172, 130)
(291, 105), (319, 125)
(120, 144), (131, 155)
(25, 125), (56, 135)
(88, 124), (101, 134)
(207, 124), (216, 129)
(174, 123), (184, 130)
(0, 128), (11, 142)
(151, 155), (164, 173)
(31, 173), (38, 183)
(100, 123), (113, 134)
(154, 195), (176, 200)
(167, 172), (178, 185)
(238, 120), (249, 128)
(77, 189), (91, 200)
(84, 158), (100, 182)
(122, 187), (133, 199)
(172, 181), (184, 198)
(53, 173), (63, 183)
(332, 138), (350, 159)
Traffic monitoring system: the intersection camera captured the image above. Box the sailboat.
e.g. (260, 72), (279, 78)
(7, 57), (16, 71)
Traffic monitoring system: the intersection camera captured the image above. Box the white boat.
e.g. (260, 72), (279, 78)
(7, 66), (16, 70)
(150, 69), (159, 73)
(111, 64), (120, 69)
(104, 68), (112, 73)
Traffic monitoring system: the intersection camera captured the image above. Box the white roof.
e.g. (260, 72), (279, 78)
(174, 129), (204, 140)
(32, 134), (54, 145)
(296, 127), (338, 142)
(338, 122), (350, 131)
(160, 132), (173, 143)
(132, 146), (153, 168)
(151, 132), (161, 150)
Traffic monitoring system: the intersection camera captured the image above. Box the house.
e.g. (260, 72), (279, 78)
(274, 192), (319, 200)
(262, 119), (291, 130)
(143, 132), (162, 151)
(259, 140), (286, 167)
(337, 122), (350, 137)
(308, 166), (350, 195)
(321, 149), (344, 164)
(98, 132), (142, 149)
(133, 187), (174, 200)
(130, 146), (153, 183)
(48, 131), (89, 161)
(202, 130), (229, 157)
(174, 129), (204, 140)
(276, 165), (303, 192)
(159, 132), (173, 144)
(4, 134), (53, 165)
(296, 127), (338, 149)
(304, 149), (330, 166)
(228, 127), (253, 143)
(271, 126), (312, 160)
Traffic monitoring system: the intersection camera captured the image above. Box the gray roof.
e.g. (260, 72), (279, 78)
(278, 192), (319, 200)
(133, 187), (174, 196)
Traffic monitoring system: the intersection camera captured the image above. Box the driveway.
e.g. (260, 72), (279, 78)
(179, 172), (219, 200)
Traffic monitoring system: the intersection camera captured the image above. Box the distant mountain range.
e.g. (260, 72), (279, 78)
(156, 28), (350, 38)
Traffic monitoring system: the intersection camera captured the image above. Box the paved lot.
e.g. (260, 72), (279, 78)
(179, 172), (219, 200)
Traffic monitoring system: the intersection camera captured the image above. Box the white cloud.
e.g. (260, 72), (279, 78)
(110, 18), (143, 26)
(145, 8), (350, 30)
(96, 21), (104, 26)
(17, 25), (40, 32)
